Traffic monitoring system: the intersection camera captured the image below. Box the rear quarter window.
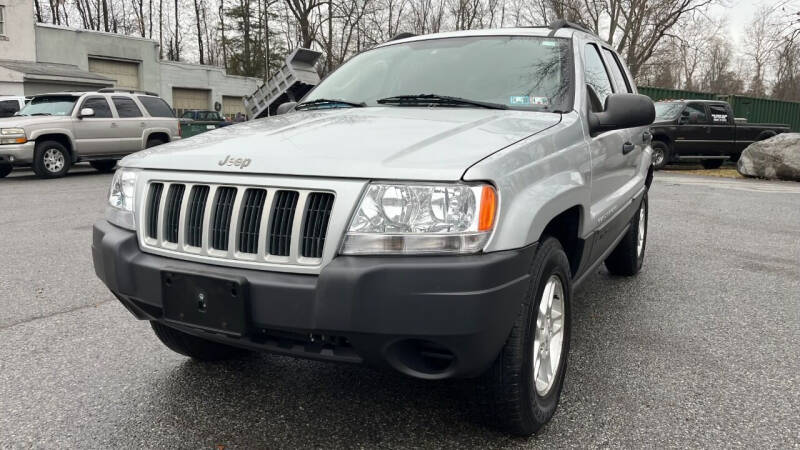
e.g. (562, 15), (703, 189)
(138, 96), (175, 118)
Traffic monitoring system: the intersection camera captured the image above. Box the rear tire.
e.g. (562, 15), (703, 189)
(150, 321), (250, 361)
(32, 140), (71, 179)
(701, 159), (724, 169)
(0, 163), (12, 178)
(475, 237), (572, 436)
(651, 141), (670, 170)
(605, 192), (648, 276)
(146, 138), (165, 148)
(90, 160), (117, 172)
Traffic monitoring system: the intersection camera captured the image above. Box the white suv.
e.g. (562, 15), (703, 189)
(0, 89), (180, 179)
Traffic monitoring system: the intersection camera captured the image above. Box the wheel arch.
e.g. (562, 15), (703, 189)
(756, 130), (776, 141)
(33, 133), (76, 162)
(144, 130), (170, 145)
(539, 205), (585, 276)
(651, 133), (672, 148)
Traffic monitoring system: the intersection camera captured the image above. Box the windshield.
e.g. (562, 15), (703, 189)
(303, 36), (573, 111)
(17, 96), (78, 116)
(655, 102), (684, 120)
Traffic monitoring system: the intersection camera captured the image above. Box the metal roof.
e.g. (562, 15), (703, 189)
(0, 60), (114, 83)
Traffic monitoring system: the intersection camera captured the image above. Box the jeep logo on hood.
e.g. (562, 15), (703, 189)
(218, 155), (251, 169)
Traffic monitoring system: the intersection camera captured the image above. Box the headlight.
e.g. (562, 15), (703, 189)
(0, 128), (27, 144)
(105, 168), (138, 230)
(340, 183), (497, 255)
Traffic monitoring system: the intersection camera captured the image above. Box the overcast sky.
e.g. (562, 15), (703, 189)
(723, 0), (795, 47)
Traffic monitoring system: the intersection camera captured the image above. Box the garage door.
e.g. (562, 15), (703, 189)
(172, 88), (210, 117)
(222, 96), (246, 120)
(88, 58), (140, 89)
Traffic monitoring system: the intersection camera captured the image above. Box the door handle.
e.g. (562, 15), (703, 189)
(110, 122), (119, 128)
(622, 142), (635, 154)
(140, 122), (146, 127)
(642, 131), (652, 142)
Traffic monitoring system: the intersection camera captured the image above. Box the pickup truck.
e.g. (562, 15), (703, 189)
(179, 110), (232, 138)
(650, 100), (789, 169)
(0, 89), (180, 179)
(92, 22), (655, 435)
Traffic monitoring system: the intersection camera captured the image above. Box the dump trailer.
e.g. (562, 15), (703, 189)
(244, 48), (322, 120)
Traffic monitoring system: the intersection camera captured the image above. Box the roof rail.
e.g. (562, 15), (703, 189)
(98, 87), (159, 96)
(388, 32), (417, 42)
(547, 19), (595, 37)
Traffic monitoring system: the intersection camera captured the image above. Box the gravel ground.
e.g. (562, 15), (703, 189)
(1, 168), (798, 448)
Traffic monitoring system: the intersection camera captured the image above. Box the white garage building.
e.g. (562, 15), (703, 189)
(0, 0), (259, 118)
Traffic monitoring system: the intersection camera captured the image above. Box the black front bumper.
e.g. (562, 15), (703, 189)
(92, 220), (537, 379)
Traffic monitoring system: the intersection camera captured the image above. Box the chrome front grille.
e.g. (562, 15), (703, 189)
(141, 181), (336, 267)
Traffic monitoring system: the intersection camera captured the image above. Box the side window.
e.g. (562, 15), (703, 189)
(708, 105), (731, 124)
(602, 48), (633, 93)
(584, 44), (614, 111)
(112, 96), (143, 118)
(138, 96), (176, 118)
(81, 96), (113, 118)
(683, 103), (709, 124)
(0, 100), (20, 118)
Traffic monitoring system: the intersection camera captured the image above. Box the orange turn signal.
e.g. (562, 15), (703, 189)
(478, 185), (497, 232)
(15, 137), (27, 144)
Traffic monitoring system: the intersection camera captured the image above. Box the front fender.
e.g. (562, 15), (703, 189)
(464, 113), (592, 251)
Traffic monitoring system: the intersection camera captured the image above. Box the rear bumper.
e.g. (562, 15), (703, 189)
(0, 141), (35, 164)
(92, 220), (537, 379)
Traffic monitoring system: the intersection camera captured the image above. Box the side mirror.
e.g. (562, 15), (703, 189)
(588, 93), (655, 135)
(276, 102), (297, 115)
(79, 107), (95, 118)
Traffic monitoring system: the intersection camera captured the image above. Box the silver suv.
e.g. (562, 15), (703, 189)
(0, 89), (180, 179)
(92, 22), (655, 435)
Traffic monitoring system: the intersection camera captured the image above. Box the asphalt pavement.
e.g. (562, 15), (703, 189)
(1, 167), (798, 448)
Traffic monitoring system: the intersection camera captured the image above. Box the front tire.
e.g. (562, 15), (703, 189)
(33, 141), (71, 179)
(475, 237), (572, 436)
(0, 163), (12, 178)
(605, 192), (648, 276)
(651, 141), (670, 170)
(151, 321), (250, 361)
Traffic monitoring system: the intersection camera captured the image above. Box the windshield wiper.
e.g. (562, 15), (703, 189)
(377, 94), (508, 110)
(31, 113), (52, 116)
(295, 98), (366, 110)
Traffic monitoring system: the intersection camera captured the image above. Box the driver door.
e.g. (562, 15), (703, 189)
(73, 96), (117, 155)
(584, 43), (635, 263)
(674, 103), (711, 155)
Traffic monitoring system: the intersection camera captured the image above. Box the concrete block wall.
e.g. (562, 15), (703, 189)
(35, 24), (161, 94)
(159, 61), (260, 110)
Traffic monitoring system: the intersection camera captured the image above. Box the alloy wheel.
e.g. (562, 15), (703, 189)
(533, 275), (565, 396)
(43, 148), (65, 173)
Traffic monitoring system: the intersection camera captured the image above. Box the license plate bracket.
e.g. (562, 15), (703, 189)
(162, 271), (249, 336)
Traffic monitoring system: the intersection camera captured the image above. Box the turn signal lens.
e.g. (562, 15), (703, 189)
(478, 186), (496, 231)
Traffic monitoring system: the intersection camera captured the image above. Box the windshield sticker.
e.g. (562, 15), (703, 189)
(541, 41), (557, 47)
(510, 96), (530, 105)
(712, 114), (728, 122)
(509, 96), (549, 106)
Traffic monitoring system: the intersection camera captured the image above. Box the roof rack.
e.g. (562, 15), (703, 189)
(98, 88), (159, 96)
(388, 32), (417, 42)
(547, 19), (596, 37)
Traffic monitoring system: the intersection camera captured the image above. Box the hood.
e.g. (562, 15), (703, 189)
(122, 107), (561, 180)
(0, 115), (73, 128)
